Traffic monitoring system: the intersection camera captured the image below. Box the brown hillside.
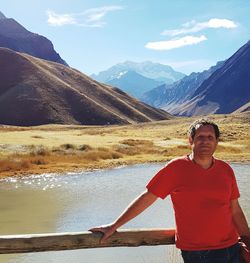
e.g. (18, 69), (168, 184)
(0, 48), (172, 126)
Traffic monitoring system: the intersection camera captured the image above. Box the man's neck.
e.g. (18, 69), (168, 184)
(189, 152), (214, 169)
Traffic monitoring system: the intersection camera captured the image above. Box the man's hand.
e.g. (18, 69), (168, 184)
(88, 224), (117, 243)
(88, 190), (157, 244)
(241, 236), (250, 249)
(239, 237), (250, 263)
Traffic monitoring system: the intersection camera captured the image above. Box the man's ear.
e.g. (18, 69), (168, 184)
(188, 136), (193, 145)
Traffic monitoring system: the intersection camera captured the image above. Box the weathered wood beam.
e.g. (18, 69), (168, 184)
(0, 228), (176, 254)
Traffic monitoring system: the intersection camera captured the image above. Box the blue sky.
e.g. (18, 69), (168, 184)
(1, 0), (250, 75)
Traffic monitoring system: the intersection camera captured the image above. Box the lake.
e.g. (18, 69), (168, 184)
(0, 163), (249, 263)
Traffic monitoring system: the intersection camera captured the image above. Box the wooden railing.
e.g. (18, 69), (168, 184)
(0, 228), (176, 254)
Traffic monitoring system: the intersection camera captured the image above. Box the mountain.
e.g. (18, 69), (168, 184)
(107, 70), (163, 99)
(141, 61), (224, 110)
(91, 61), (185, 101)
(173, 40), (250, 116)
(0, 11), (67, 66)
(0, 48), (172, 126)
(91, 61), (185, 84)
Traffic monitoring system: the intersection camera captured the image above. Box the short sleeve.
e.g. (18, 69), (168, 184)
(231, 173), (240, 200)
(146, 162), (177, 199)
(228, 165), (240, 200)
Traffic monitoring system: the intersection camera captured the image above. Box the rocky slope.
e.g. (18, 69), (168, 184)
(0, 11), (67, 66)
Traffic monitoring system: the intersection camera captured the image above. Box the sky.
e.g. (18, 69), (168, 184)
(1, 0), (250, 75)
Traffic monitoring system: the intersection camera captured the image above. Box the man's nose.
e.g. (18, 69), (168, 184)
(201, 137), (210, 143)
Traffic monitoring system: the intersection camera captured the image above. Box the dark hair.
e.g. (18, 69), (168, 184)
(188, 118), (220, 139)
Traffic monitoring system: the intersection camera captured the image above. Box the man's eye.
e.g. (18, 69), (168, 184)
(197, 136), (214, 140)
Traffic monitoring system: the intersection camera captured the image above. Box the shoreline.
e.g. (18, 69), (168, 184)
(1, 156), (250, 179)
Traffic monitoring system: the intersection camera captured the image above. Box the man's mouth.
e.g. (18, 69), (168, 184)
(200, 145), (211, 148)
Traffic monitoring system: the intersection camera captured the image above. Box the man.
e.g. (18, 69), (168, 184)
(90, 118), (250, 262)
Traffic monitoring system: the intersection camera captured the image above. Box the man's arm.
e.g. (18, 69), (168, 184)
(89, 190), (158, 242)
(231, 199), (250, 247)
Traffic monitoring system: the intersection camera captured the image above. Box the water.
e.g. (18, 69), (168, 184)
(0, 163), (249, 263)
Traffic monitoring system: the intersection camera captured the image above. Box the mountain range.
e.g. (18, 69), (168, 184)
(141, 40), (250, 116)
(141, 61), (224, 111)
(0, 11), (67, 66)
(91, 61), (185, 99)
(0, 48), (171, 126)
(0, 10), (249, 123)
(92, 46), (250, 116)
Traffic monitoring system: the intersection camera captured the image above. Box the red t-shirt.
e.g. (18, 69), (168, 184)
(146, 155), (240, 250)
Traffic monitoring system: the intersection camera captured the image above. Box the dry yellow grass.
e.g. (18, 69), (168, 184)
(0, 113), (249, 177)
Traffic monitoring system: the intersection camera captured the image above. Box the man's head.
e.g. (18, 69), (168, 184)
(188, 118), (220, 140)
(188, 118), (220, 158)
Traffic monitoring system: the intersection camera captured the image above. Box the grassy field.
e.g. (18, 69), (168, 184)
(0, 113), (249, 178)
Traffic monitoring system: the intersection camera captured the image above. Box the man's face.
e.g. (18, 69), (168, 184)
(189, 125), (218, 158)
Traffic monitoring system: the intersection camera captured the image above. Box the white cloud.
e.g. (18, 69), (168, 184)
(145, 35), (207, 51)
(83, 6), (123, 22)
(161, 18), (238, 36)
(207, 18), (237, 28)
(47, 6), (124, 27)
(47, 10), (76, 26)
